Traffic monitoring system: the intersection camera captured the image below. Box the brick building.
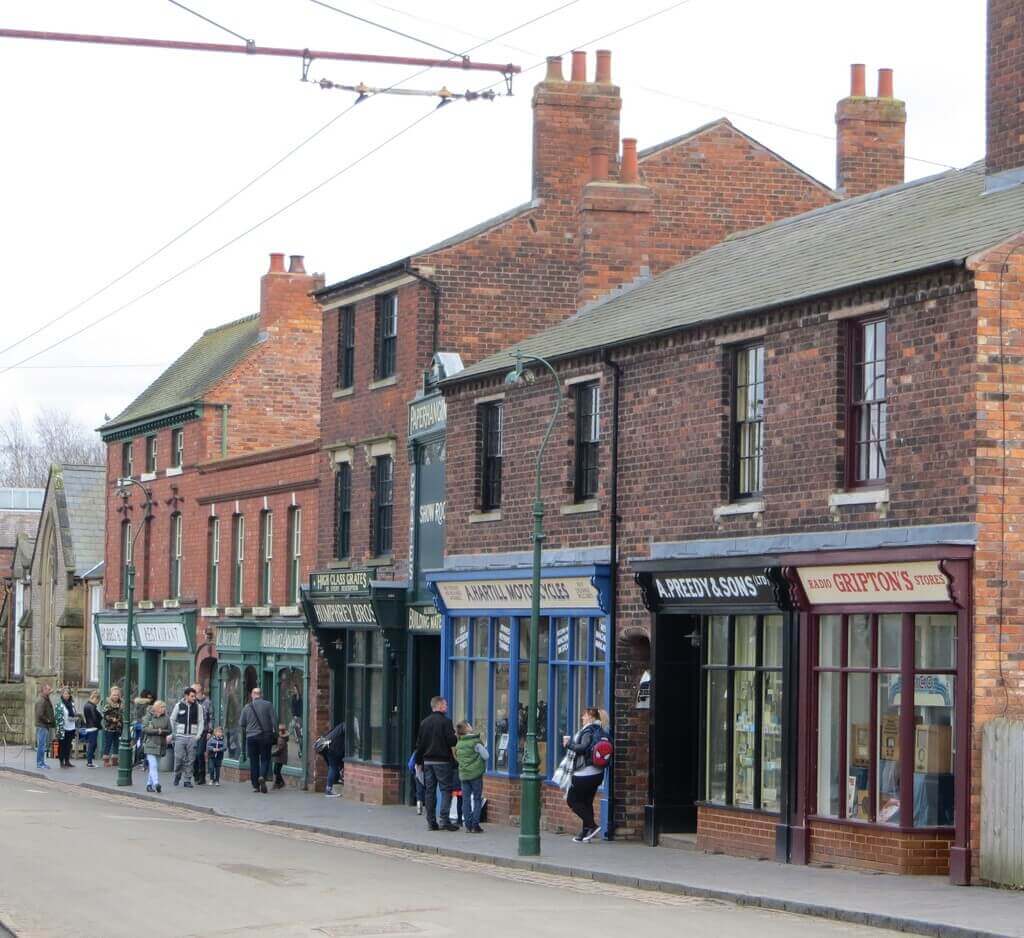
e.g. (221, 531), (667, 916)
(96, 253), (325, 786)
(435, 0), (1024, 884)
(0, 487), (43, 684)
(303, 50), (910, 807)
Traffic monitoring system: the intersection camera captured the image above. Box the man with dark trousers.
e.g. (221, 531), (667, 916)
(415, 695), (458, 831)
(239, 687), (276, 794)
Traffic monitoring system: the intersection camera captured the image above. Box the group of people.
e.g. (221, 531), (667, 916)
(412, 696), (612, 843)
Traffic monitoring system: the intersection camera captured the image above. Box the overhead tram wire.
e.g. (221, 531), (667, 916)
(166, 0), (254, 46)
(305, 0), (466, 60)
(0, 1), (586, 372)
(0, 0), (578, 363)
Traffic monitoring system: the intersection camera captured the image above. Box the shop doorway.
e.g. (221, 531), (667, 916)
(651, 614), (702, 837)
(403, 633), (440, 802)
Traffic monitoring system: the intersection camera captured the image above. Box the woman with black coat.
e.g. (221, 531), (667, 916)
(562, 707), (610, 843)
(82, 691), (103, 767)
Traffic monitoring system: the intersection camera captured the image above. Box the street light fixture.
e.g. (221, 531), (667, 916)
(503, 349), (563, 857)
(114, 477), (152, 787)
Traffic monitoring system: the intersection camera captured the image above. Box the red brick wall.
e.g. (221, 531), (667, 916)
(835, 73), (906, 198)
(807, 818), (952, 874)
(986, 0), (1024, 177)
(343, 761), (402, 805)
(697, 805), (776, 859)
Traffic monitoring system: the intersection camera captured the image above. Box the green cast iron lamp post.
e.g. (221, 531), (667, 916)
(504, 350), (563, 857)
(115, 477), (152, 787)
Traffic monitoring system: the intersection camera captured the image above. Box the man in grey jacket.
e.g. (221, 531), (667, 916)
(239, 687), (276, 794)
(168, 687), (205, 788)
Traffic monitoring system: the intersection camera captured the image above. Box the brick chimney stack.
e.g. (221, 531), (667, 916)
(577, 137), (653, 309)
(835, 64), (906, 198)
(987, 0), (1024, 185)
(259, 252), (324, 331)
(532, 50), (622, 205)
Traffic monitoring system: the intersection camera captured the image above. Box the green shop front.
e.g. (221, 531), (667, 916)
(302, 570), (407, 804)
(94, 609), (197, 708)
(213, 617), (310, 785)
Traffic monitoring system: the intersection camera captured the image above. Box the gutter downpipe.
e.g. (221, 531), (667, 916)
(405, 264), (442, 355)
(602, 349), (621, 840)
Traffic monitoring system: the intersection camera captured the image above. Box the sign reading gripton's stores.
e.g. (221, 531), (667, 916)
(309, 570), (370, 594)
(796, 561), (951, 605)
(436, 577), (599, 612)
(652, 570), (777, 607)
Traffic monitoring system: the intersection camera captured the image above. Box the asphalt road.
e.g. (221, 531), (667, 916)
(0, 775), (899, 938)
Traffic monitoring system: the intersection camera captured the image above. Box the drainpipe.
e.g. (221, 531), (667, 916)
(405, 264), (442, 355)
(602, 349), (621, 840)
(218, 404), (230, 457)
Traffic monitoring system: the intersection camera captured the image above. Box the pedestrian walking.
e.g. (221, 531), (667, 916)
(56, 687), (78, 768)
(271, 724), (289, 789)
(455, 721), (488, 833)
(414, 695), (458, 832)
(239, 687), (275, 794)
(191, 682), (212, 785)
(317, 722), (345, 797)
(206, 726), (226, 786)
(34, 683), (55, 769)
(562, 708), (612, 843)
(168, 686), (205, 788)
(142, 700), (172, 793)
(133, 691), (155, 768)
(82, 691), (103, 768)
(101, 687), (124, 767)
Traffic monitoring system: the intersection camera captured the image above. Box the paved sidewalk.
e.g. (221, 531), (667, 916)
(2, 751), (1021, 938)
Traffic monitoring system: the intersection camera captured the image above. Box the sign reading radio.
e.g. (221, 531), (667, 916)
(796, 561), (952, 605)
(437, 577), (599, 612)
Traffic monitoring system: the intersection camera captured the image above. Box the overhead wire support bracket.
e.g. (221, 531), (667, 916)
(0, 28), (522, 75)
(315, 77), (496, 105)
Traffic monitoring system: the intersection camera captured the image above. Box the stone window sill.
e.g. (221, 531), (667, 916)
(560, 500), (600, 515)
(366, 556), (393, 567)
(137, 600), (155, 610)
(829, 487), (889, 520)
(327, 559), (352, 569)
(200, 606), (219, 617)
(469, 510), (502, 523)
(251, 606), (272, 617)
(278, 605), (300, 617)
(713, 499), (765, 521)
(332, 387), (354, 399)
(224, 606), (243, 617)
(162, 598), (180, 608)
(368, 376), (397, 391)
(165, 466), (183, 477)
(140, 472), (157, 482)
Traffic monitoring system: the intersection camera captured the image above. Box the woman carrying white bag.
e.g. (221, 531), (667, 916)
(560, 707), (613, 844)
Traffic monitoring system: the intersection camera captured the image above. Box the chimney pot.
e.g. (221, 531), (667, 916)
(590, 147), (609, 181)
(850, 63), (866, 97)
(571, 50), (586, 82)
(877, 67), (893, 99)
(621, 138), (638, 184)
(544, 55), (564, 82)
(595, 49), (612, 84)
(288, 254), (306, 274)
(268, 253), (285, 273)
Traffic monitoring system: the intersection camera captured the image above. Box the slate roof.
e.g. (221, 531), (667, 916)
(0, 509), (41, 549)
(58, 465), (106, 577)
(451, 162), (1024, 383)
(100, 314), (262, 432)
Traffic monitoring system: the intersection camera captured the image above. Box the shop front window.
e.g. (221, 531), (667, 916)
(517, 617), (549, 775)
(277, 667), (304, 769)
(814, 612), (956, 827)
(346, 629), (384, 761)
(219, 664), (243, 759)
(702, 613), (784, 813)
(163, 658), (191, 708)
(107, 656), (139, 702)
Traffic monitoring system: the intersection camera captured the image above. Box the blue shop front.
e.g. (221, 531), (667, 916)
(427, 564), (612, 832)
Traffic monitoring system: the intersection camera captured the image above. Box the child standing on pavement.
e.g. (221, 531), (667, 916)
(455, 721), (488, 833)
(206, 726), (226, 786)
(271, 723), (289, 789)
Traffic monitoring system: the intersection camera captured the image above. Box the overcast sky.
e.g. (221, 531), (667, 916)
(0, 0), (986, 432)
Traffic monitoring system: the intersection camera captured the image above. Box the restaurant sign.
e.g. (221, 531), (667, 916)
(796, 562), (951, 605)
(309, 570), (370, 594)
(136, 621), (189, 649)
(436, 577), (600, 612)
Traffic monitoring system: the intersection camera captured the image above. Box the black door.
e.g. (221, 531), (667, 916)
(651, 614), (702, 835)
(401, 634), (440, 803)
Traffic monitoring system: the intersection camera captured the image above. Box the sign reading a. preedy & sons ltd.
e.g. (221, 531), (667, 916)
(796, 561), (951, 605)
(648, 569), (778, 609)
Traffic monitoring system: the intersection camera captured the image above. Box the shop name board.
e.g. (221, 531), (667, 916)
(309, 570), (370, 594)
(312, 600), (378, 626)
(218, 627), (241, 649)
(653, 571), (776, 606)
(98, 622), (128, 647)
(409, 395), (446, 435)
(797, 562), (950, 605)
(408, 606), (441, 633)
(419, 500), (446, 526)
(437, 577), (599, 611)
(137, 622), (188, 649)
(262, 628), (307, 651)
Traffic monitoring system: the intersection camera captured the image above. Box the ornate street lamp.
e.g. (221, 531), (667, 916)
(504, 350), (563, 857)
(115, 477), (152, 787)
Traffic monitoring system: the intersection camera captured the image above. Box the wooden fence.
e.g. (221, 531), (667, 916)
(981, 717), (1024, 887)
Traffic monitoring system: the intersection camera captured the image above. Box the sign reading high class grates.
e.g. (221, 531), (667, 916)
(309, 570), (370, 594)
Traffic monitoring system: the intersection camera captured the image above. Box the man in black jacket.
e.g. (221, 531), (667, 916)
(415, 696), (458, 831)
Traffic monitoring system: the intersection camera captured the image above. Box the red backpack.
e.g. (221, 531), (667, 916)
(589, 728), (614, 769)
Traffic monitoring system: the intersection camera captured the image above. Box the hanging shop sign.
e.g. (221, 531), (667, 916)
(408, 605), (441, 634)
(796, 562), (951, 605)
(409, 393), (446, 437)
(435, 576), (600, 612)
(309, 570), (370, 594)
